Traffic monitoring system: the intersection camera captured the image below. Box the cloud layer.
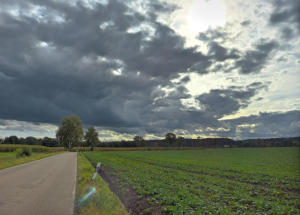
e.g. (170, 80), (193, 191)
(0, 0), (299, 140)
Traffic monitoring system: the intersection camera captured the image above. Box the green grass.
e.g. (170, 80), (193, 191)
(0, 152), (16, 158)
(0, 151), (63, 170)
(84, 147), (300, 214)
(0, 144), (54, 152)
(76, 153), (128, 215)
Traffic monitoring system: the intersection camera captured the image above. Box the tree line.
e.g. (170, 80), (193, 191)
(1, 115), (299, 149)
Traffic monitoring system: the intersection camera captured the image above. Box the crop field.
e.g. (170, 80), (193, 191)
(84, 147), (300, 214)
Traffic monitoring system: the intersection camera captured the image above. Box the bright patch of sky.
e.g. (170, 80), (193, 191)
(156, 0), (300, 119)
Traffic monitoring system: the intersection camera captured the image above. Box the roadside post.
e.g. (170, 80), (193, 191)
(92, 162), (101, 180)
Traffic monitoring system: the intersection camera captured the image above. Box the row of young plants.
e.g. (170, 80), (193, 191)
(84, 150), (300, 214)
(113, 153), (300, 191)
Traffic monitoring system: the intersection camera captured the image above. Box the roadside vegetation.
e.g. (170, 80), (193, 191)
(0, 150), (63, 170)
(84, 147), (300, 214)
(0, 144), (58, 152)
(76, 153), (127, 215)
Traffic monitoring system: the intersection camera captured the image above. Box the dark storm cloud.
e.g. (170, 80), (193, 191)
(269, 0), (300, 36)
(269, 0), (300, 29)
(208, 41), (240, 61)
(223, 110), (300, 139)
(196, 82), (266, 118)
(234, 39), (278, 74)
(0, 0), (206, 129)
(0, 0), (298, 139)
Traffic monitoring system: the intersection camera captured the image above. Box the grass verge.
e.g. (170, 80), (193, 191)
(76, 153), (128, 215)
(0, 144), (65, 152)
(0, 152), (63, 170)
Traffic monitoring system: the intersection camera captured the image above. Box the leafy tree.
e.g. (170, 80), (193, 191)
(56, 115), (83, 150)
(134, 136), (145, 147)
(177, 136), (185, 147)
(84, 127), (99, 150)
(133, 136), (143, 142)
(165, 133), (176, 145)
(42, 137), (59, 147)
(25, 136), (39, 145)
(4, 136), (19, 144)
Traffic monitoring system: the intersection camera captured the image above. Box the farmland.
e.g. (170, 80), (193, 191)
(0, 145), (64, 170)
(84, 147), (300, 214)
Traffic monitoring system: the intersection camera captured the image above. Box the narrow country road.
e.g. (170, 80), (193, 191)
(0, 152), (77, 215)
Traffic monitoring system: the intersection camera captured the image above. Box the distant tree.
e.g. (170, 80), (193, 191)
(42, 137), (59, 147)
(134, 136), (144, 142)
(84, 127), (99, 151)
(134, 136), (145, 147)
(177, 136), (185, 147)
(25, 136), (39, 145)
(165, 133), (176, 145)
(56, 115), (83, 150)
(19, 137), (26, 145)
(4, 136), (19, 144)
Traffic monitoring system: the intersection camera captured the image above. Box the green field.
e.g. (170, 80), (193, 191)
(84, 147), (300, 214)
(0, 151), (63, 170)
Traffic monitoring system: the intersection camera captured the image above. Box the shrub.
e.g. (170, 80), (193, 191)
(16, 147), (32, 158)
(0, 144), (52, 152)
(16, 148), (23, 158)
(22, 147), (32, 156)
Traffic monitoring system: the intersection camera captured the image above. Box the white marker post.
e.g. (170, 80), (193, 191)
(92, 162), (101, 180)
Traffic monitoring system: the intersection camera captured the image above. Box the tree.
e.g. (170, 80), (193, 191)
(165, 133), (176, 145)
(177, 136), (185, 147)
(25, 136), (39, 145)
(56, 115), (83, 150)
(134, 136), (144, 142)
(42, 137), (59, 147)
(134, 136), (145, 147)
(4, 136), (19, 144)
(84, 127), (99, 150)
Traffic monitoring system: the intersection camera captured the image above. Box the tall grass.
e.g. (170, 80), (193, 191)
(0, 144), (65, 152)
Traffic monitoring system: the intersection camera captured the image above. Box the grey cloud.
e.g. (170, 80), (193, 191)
(198, 30), (279, 75)
(223, 110), (300, 139)
(196, 82), (266, 118)
(0, 0), (298, 140)
(269, 0), (300, 35)
(0, 0), (221, 138)
(208, 41), (240, 61)
(277, 56), (288, 62)
(240, 20), (251, 26)
(235, 39), (278, 74)
(198, 28), (228, 42)
(281, 27), (294, 39)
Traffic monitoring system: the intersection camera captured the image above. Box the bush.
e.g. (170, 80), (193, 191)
(22, 147), (32, 156)
(16, 148), (23, 158)
(0, 144), (52, 152)
(16, 147), (32, 158)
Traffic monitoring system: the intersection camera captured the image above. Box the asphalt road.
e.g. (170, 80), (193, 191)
(0, 152), (77, 215)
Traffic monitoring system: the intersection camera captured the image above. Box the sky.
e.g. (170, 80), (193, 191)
(0, 0), (299, 141)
